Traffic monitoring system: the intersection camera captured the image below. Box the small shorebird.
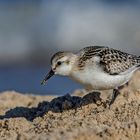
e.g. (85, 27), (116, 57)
(41, 46), (140, 106)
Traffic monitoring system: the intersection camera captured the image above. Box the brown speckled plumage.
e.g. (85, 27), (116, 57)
(78, 46), (140, 75)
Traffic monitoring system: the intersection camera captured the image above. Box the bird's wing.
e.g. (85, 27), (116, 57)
(78, 46), (139, 75)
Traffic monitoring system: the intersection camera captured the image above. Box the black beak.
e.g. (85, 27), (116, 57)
(41, 69), (55, 85)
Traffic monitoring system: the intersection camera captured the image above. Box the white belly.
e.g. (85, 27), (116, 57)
(71, 66), (134, 90)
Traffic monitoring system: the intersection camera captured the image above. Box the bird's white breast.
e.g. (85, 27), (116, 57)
(71, 57), (134, 90)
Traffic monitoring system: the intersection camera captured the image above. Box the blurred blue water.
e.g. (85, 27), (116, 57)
(0, 66), (82, 95)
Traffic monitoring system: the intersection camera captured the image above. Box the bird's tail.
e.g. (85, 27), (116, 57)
(138, 56), (140, 62)
(137, 56), (140, 66)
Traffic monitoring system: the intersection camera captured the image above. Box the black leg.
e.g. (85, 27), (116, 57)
(108, 89), (120, 107)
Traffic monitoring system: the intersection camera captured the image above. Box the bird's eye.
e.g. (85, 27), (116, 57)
(57, 61), (62, 66)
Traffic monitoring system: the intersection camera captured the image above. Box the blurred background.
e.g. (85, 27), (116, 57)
(0, 0), (140, 95)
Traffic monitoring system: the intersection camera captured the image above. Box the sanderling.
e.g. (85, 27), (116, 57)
(41, 46), (140, 106)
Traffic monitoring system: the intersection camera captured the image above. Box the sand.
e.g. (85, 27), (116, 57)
(0, 72), (140, 140)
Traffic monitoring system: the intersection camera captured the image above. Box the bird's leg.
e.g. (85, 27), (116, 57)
(107, 82), (129, 107)
(108, 88), (120, 107)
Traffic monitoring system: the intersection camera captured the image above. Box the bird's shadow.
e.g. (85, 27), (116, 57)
(0, 92), (103, 121)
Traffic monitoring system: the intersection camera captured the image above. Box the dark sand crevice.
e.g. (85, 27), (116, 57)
(0, 92), (102, 121)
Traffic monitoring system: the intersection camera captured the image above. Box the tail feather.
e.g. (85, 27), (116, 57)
(138, 56), (140, 62)
(137, 56), (140, 67)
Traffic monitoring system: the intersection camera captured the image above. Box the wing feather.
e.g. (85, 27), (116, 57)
(78, 46), (139, 75)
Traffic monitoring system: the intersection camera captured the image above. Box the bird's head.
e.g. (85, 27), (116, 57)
(41, 51), (77, 85)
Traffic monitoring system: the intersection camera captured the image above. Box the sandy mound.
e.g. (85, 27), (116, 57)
(0, 72), (140, 140)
